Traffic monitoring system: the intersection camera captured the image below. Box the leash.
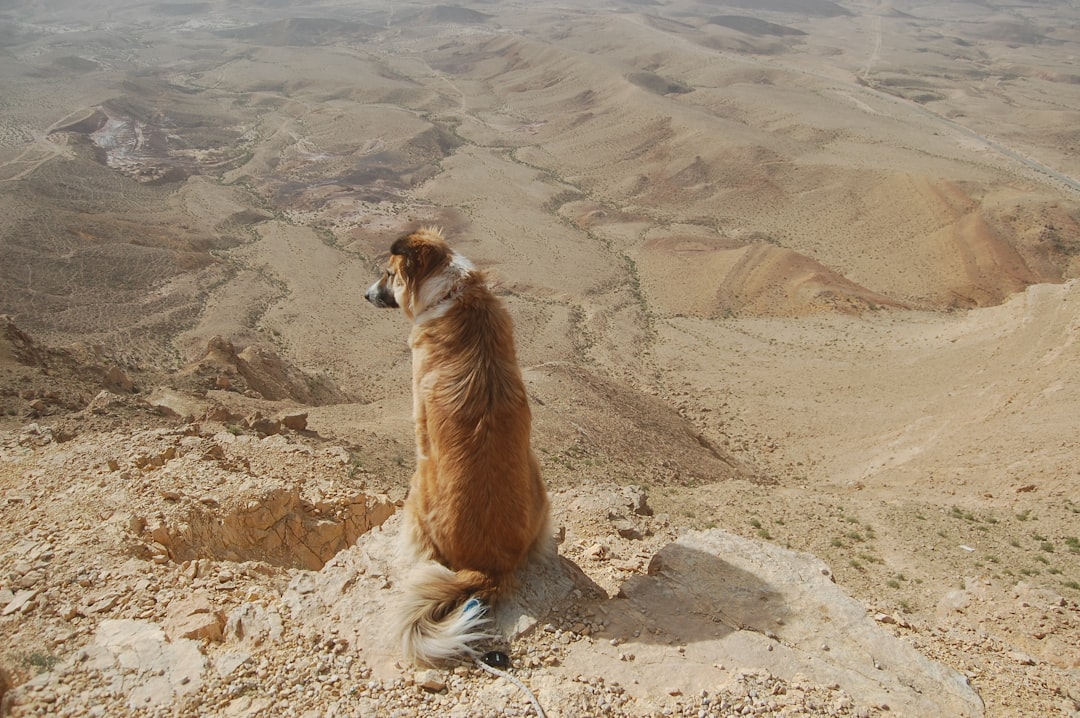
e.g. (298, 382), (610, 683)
(473, 655), (547, 718)
(461, 599), (547, 718)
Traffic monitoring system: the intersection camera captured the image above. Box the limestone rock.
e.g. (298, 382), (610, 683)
(102, 366), (134, 393)
(623, 485), (654, 516)
(86, 390), (126, 414)
(215, 650), (253, 678)
(279, 519), (980, 715)
(181, 337), (347, 405)
(279, 411), (309, 431)
(164, 590), (225, 642)
(1, 588), (39, 616)
(235, 344), (348, 405)
(558, 529), (984, 717)
(243, 411), (281, 436)
(415, 669), (447, 692)
(82, 591), (120, 615)
(92, 619), (206, 709)
(610, 515), (643, 540)
(937, 589), (972, 618)
(144, 387), (209, 422)
(224, 602), (284, 648)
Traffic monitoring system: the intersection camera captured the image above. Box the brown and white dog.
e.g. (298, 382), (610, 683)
(365, 227), (552, 666)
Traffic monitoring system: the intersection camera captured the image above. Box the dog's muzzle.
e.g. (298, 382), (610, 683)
(365, 281), (398, 309)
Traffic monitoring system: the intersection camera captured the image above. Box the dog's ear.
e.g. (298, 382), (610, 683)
(390, 234), (412, 258)
(390, 232), (448, 282)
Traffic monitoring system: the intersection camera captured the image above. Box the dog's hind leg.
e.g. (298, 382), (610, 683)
(399, 490), (440, 565)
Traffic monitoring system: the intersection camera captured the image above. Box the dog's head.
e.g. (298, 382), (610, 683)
(365, 227), (470, 320)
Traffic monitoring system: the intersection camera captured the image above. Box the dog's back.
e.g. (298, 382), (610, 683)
(410, 274), (549, 580)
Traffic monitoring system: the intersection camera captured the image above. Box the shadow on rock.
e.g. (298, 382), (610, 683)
(614, 541), (789, 644)
(553, 530), (984, 718)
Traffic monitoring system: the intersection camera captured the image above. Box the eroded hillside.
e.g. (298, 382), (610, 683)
(1, 1), (1079, 716)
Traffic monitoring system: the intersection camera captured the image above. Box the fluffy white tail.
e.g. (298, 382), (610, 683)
(398, 562), (498, 666)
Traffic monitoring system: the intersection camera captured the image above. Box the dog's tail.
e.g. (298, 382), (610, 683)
(399, 562), (502, 666)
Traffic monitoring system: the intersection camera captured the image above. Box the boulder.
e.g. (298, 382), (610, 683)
(279, 411), (308, 431)
(144, 387), (209, 421)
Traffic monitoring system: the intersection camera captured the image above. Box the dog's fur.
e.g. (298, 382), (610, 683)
(365, 227), (552, 666)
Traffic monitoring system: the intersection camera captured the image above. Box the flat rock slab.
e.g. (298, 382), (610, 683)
(86, 619), (206, 710)
(282, 520), (982, 716)
(560, 530), (984, 717)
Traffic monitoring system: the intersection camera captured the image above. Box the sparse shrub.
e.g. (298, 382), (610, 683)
(347, 455), (365, 480)
(886, 579), (900, 589)
(22, 652), (57, 673)
(950, 506), (978, 521)
(1064, 580), (1080, 590)
(1039, 541), (1054, 553)
(749, 518), (762, 529)
(1064, 537), (1080, 553)
(1016, 510), (1031, 521)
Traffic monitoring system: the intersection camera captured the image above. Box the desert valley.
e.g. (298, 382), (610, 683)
(1, 0), (1079, 716)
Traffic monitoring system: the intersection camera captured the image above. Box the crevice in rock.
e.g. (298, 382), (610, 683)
(149, 488), (395, 570)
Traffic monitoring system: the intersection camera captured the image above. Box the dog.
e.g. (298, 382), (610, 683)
(365, 227), (552, 666)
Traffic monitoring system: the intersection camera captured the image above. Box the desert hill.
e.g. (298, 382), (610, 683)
(1, 0), (1079, 716)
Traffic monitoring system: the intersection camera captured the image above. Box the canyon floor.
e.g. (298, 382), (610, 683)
(1, 1), (1079, 716)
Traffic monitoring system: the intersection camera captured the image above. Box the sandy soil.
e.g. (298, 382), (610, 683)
(1, 0), (1079, 715)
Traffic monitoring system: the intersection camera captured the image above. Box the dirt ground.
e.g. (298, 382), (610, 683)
(1, 0), (1079, 716)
